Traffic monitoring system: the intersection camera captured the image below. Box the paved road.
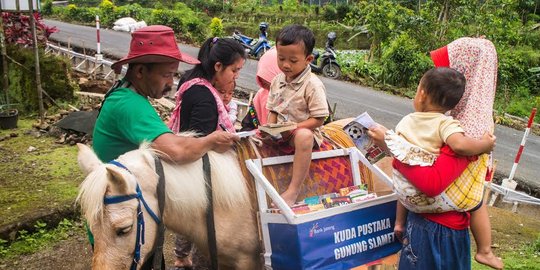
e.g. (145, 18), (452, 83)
(45, 19), (539, 190)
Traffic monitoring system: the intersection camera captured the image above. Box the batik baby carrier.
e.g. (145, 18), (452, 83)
(388, 38), (498, 213)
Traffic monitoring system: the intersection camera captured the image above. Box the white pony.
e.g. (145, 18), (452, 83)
(76, 142), (261, 269)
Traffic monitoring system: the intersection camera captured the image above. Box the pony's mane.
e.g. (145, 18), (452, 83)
(77, 140), (252, 227)
(77, 165), (109, 225)
(76, 142), (156, 226)
(163, 149), (251, 218)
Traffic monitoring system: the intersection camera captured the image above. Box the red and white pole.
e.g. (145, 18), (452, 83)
(95, 15), (102, 62)
(508, 107), (537, 181)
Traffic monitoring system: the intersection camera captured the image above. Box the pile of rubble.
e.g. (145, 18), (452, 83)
(31, 91), (174, 145)
(0, 132), (18, 142)
(32, 108), (93, 145)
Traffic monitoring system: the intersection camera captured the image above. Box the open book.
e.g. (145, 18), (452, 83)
(343, 112), (386, 164)
(236, 130), (257, 138)
(258, 122), (297, 136)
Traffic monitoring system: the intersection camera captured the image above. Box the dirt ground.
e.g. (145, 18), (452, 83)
(0, 206), (538, 270)
(0, 229), (215, 270)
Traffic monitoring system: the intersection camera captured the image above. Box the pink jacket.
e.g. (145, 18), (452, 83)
(254, 47), (281, 126)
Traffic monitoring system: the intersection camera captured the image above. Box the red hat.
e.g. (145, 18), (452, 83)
(430, 45), (450, 67)
(111, 25), (200, 74)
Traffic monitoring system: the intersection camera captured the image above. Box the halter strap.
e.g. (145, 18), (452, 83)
(104, 160), (161, 270)
(151, 158), (167, 270)
(108, 160), (131, 172)
(203, 154), (219, 270)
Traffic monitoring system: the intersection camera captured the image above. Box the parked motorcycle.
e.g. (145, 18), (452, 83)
(310, 32), (341, 79)
(232, 22), (271, 59)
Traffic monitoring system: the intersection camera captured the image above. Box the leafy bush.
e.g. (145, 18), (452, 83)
(79, 7), (100, 24)
(150, 6), (207, 44)
(1, 12), (57, 46)
(335, 4), (351, 21)
(498, 46), (540, 96)
(98, 0), (117, 27)
(281, 0), (300, 13)
(346, 0), (414, 59)
(1, 46), (78, 113)
(503, 93), (537, 117)
(67, 0), (101, 7)
(115, 4), (152, 22)
(63, 4), (80, 22)
(380, 33), (432, 87)
(338, 50), (383, 83)
(209, 17), (224, 38)
(41, 0), (53, 16)
(0, 219), (75, 258)
(323, 5), (338, 21)
(183, 0), (225, 15)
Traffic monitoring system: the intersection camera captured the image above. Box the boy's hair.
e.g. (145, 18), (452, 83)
(276, 24), (315, 56)
(420, 67), (466, 111)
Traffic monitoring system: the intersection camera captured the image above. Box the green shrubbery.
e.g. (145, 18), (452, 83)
(0, 219), (77, 258)
(45, 0), (539, 119)
(115, 3), (152, 22)
(41, 0), (53, 16)
(150, 3), (206, 42)
(380, 33), (432, 88)
(1, 46), (78, 113)
(50, 0), (209, 43)
(340, 0), (540, 119)
(0, 12), (77, 114)
(209, 17), (224, 38)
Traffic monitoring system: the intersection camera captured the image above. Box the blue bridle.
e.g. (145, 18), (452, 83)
(103, 160), (161, 270)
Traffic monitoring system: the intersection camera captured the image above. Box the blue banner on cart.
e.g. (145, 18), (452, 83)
(268, 201), (400, 270)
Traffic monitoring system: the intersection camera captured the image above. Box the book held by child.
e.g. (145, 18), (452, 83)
(258, 122), (297, 136)
(343, 112), (386, 163)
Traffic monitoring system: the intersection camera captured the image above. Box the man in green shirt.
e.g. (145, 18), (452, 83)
(93, 25), (238, 163)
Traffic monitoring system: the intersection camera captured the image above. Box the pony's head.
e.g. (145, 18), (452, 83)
(76, 143), (160, 270)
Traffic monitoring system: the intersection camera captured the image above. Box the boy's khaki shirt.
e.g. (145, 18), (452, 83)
(266, 66), (329, 145)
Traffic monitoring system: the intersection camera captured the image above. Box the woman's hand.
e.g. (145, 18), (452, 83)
(208, 130), (239, 153)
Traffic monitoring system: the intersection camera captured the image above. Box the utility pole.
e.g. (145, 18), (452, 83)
(28, 0), (45, 123)
(0, 16), (9, 106)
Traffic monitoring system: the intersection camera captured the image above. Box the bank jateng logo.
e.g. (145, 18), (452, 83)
(309, 223), (321, 237)
(309, 223), (335, 237)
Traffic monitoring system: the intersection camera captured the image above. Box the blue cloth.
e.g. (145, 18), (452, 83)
(399, 211), (471, 270)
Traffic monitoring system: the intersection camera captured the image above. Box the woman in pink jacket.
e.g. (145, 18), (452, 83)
(253, 47), (281, 126)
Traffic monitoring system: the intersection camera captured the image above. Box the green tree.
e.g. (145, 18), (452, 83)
(347, 0), (413, 60)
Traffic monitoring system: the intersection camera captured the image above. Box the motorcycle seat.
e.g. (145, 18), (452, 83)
(239, 34), (254, 43)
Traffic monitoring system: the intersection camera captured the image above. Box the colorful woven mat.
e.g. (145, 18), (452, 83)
(235, 119), (374, 206)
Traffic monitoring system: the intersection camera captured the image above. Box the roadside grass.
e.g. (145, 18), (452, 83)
(471, 207), (540, 270)
(472, 235), (540, 269)
(503, 236), (540, 269)
(0, 118), (83, 227)
(0, 219), (82, 259)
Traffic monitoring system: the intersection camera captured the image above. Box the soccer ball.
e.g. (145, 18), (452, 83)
(346, 124), (364, 140)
